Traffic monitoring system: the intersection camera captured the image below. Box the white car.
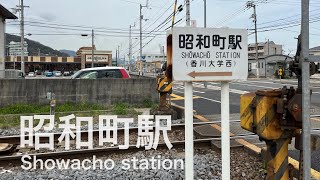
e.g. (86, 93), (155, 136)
(71, 67), (130, 79)
(28, 72), (36, 77)
(54, 71), (62, 77)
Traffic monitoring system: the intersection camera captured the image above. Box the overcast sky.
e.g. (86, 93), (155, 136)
(1, 0), (320, 58)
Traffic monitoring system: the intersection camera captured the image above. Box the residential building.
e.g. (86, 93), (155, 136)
(310, 46), (320, 72)
(248, 41), (283, 77)
(137, 53), (166, 73)
(248, 55), (293, 78)
(140, 53), (166, 63)
(248, 41), (283, 58)
(0, 5), (17, 78)
(7, 41), (28, 56)
(310, 46), (320, 56)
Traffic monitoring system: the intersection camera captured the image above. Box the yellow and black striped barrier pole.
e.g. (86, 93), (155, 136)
(240, 89), (296, 179)
(263, 139), (291, 180)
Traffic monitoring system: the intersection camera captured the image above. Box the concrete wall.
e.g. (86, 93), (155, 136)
(0, 78), (159, 107)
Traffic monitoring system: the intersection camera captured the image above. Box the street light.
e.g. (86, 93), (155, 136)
(81, 29), (94, 68)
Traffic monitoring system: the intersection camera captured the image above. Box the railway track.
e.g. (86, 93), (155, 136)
(0, 120), (243, 145)
(0, 134), (261, 166)
(1, 118), (319, 167)
(0, 121), (256, 166)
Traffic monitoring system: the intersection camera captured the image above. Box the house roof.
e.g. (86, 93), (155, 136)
(310, 46), (320, 51)
(248, 41), (276, 47)
(248, 54), (293, 61)
(0, 4), (17, 19)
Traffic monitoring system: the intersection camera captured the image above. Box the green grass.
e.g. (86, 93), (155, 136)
(0, 104), (50, 115)
(0, 101), (150, 129)
(113, 102), (130, 115)
(0, 102), (108, 115)
(55, 102), (107, 112)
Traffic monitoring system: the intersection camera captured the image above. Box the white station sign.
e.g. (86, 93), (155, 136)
(172, 27), (248, 82)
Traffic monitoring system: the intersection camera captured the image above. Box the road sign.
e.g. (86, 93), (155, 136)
(172, 27), (248, 82)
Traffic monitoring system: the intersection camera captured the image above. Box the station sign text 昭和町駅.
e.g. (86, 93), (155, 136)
(172, 27), (248, 82)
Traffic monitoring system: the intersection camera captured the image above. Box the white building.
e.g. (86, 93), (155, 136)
(8, 41), (28, 56)
(248, 41), (283, 58)
(140, 53), (166, 63)
(248, 41), (283, 77)
(0, 4), (17, 78)
(138, 53), (167, 73)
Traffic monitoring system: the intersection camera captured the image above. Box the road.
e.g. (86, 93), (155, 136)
(169, 78), (320, 172)
(171, 78), (320, 115)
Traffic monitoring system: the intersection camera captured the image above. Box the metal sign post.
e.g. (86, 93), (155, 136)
(185, 82), (193, 179)
(184, 1), (194, 179)
(172, 26), (248, 179)
(221, 82), (230, 179)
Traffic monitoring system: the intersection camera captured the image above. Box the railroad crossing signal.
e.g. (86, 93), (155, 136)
(157, 76), (172, 93)
(240, 87), (300, 179)
(278, 68), (283, 76)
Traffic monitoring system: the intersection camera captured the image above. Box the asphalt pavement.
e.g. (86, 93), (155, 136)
(169, 78), (320, 172)
(171, 79), (320, 115)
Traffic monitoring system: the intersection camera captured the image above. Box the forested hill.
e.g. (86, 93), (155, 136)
(5, 33), (69, 57)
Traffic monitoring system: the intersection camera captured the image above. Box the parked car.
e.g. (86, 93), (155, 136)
(45, 71), (54, 77)
(71, 67), (130, 79)
(28, 72), (36, 77)
(63, 71), (71, 76)
(54, 71), (62, 77)
(35, 70), (42, 75)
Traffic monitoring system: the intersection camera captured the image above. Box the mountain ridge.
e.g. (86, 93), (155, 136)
(5, 33), (69, 57)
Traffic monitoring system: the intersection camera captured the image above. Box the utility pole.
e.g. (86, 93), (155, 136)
(20, 0), (25, 74)
(266, 39), (269, 77)
(115, 48), (118, 67)
(186, 0), (190, 26)
(247, 1), (259, 78)
(301, 0), (311, 179)
(91, 29), (94, 68)
(129, 24), (135, 71)
(117, 45), (120, 66)
(140, 1), (148, 73)
(16, 0), (28, 75)
(140, 4), (143, 61)
(204, 0), (207, 28)
(203, 0), (208, 88)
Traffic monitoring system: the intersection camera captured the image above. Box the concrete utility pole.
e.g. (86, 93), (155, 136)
(139, 2), (148, 61)
(20, 0), (25, 74)
(266, 39), (269, 77)
(203, 0), (208, 88)
(117, 45), (120, 66)
(115, 48), (118, 67)
(129, 24), (135, 71)
(301, 0), (311, 179)
(247, 1), (259, 78)
(91, 29), (94, 68)
(139, 1), (148, 73)
(140, 4), (143, 61)
(204, 0), (207, 28)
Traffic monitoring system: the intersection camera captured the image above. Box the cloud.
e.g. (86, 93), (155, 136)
(38, 12), (57, 22)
